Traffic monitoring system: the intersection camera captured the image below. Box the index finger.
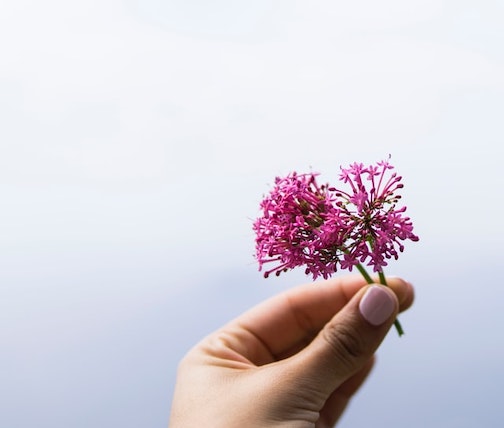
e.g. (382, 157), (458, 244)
(232, 275), (413, 362)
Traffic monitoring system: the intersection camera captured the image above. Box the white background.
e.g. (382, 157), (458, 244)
(1, 1), (503, 427)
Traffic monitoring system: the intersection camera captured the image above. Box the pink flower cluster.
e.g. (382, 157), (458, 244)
(253, 159), (419, 280)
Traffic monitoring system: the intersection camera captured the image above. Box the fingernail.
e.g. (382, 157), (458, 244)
(359, 285), (396, 326)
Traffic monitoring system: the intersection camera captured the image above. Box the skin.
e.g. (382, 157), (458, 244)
(169, 275), (414, 428)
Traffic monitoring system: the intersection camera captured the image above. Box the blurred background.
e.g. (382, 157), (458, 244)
(1, 1), (503, 427)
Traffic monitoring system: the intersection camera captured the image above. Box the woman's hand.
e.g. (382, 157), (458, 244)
(169, 275), (414, 427)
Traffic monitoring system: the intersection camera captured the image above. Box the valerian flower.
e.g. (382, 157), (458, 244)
(253, 172), (345, 280)
(253, 157), (419, 336)
(334, 159), (419, 273)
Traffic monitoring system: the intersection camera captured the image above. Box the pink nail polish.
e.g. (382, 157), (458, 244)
(359, 285), (396, 326)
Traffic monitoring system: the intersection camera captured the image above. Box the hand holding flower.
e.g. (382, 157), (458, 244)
(169, 275), (415, 427)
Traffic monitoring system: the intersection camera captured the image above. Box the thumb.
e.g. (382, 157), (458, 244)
(287, 284), (399, 398)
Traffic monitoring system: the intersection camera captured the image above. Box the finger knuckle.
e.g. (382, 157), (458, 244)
(322, 320), (366, 371)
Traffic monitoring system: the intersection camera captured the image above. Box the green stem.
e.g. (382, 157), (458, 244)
(355, 263), (374, 284)
(356, 263), (404, 337)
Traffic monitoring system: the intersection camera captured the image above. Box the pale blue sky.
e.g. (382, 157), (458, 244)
(1, 1), (503, 427)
